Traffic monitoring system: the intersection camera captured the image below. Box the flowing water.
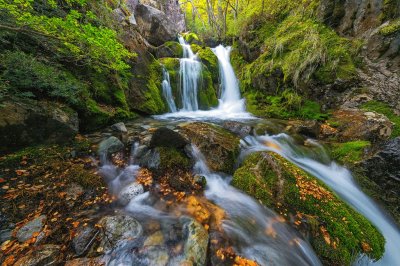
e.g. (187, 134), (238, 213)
(98, 42), (400, 265)
(161, 67), (177, 113)
(178, 36), (202, 111)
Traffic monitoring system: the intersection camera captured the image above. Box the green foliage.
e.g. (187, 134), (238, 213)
(0, 51), (83, 104)
(0, 0), (134, 74)
(379, 18), (400, 36)
(233, 152), (385, 265)
(361, 101), (400, 137)
(245, 89), (329, 121)
(242, 15), (357, 88)
(331, 141), (371, 164)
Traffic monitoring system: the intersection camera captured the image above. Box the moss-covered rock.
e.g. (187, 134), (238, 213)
(183, 32), (202, 45)
(126, 51), (167, 114)
(179, 122), (240, 174)
(232, 152), (385, 265)
(155, 41), (183, 58)
(156, 147), (192, 170)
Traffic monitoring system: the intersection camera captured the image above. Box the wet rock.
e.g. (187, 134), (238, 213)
(98, 214), (143, 252)
(0, 228), (12, 243)
(222, 121), (252, 138)
(194, 175), (207, 188)
(118, 182), (144, 205)
(16, 215), (46, 243)
(182, 218), (208, 266)
(72, 226), (97, 256)
(150, 127), (188, 149)
(143, 231), (164, 247)
(155, 41), (183, 58)
(286, 120), (321, 138)
(0, 99), (78, 151)
(137, 149), (161, 169)
(65, 257), (103, 266)
(143, 246), (169, 266)
(135, 4), (179, 46)
(14, 244), (60, 266)
(179, 122), (240, 173)
(322, 109), (393, 142)
(111, 122), (128, 133)
(98, 136), (124, 156)
(362, 137), (400, 192)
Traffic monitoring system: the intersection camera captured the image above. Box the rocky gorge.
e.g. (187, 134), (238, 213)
(1, 0), (400, 265)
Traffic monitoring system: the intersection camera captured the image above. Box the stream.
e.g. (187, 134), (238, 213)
(99, 38), (400, 265)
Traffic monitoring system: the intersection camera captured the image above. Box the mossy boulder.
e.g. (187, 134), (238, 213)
(179, 122), (240, 174)
(183, 32), (202, 45)
(159, 57), (181, 107)
(232, 152), (385, 265)
(126, 51), (167, 114)
(155, 41), (183, 58)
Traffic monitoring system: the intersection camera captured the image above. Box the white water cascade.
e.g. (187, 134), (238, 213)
(178, 36), (202, 111)
(191, 145), (322, 266)
(157, 43), (251, 120)
(241, 133), (400, 266)
(161, 67), (177, 112)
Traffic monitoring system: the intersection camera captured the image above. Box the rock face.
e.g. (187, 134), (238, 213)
(135, 4), (179, 46)
(179, 122), (240, 174)
(363, 137), (400, 192)
(0, 99), (78, 152)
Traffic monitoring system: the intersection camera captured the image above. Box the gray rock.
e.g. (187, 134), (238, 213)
(99, 214), (143, 252)
(0, 228), (12, 243)
(98, 136), (124, 156)
(16, 215), (46, 243)
(72, 226), (97, 256)
(144, 246), (169, 266)
(182, 219), (208, 266)
(137, 149), (161, 169)
(118, 182), (144, 205)
(135, 4), (179, 46)
(14, 244), (60, 266)
(222, 121), (252, 138)
(150, 127), (188, 149)
(111, 122), (128, 133)
(0, 99), (78, 151)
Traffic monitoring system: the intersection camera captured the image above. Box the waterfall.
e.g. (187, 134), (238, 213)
(162, 67), (177, 113)
(178, 36), (202, 111)
(212, 45), (246, 113)
(241, 133), (400, 266)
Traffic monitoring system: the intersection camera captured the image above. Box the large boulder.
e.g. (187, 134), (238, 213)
(178, 122), (240, 174)
(0, 99), (78, 152)
(362, 137), (400, 193)
(135, 4), (179, 46)
(233, 152), (385, 265)
(149, 127), (188, 149)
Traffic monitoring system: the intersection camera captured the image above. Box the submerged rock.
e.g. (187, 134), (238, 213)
(182, 218), (209, 266)
(98, 136), (124, 156)
(16, 215), (46, 243)
(118, 182), (144, 205)
(179, 122), (240, 174)
(65, 257), (103, 266)
(233, 152), (385, 265)
(98, 214), (143, 252)
(14, 244), (60, 266)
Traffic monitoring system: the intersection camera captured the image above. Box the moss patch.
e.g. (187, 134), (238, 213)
(157, 147), (192, 170)
(361, 101), (400, 137)
(330, 141), (371, 164)
(233, 152), (385, 265)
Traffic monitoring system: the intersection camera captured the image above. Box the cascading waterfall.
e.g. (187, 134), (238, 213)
(178, 36), (202, 111)
(212, 45), (246, 113)
(161, 67), (177, 113)
(241, 133), (400, 266)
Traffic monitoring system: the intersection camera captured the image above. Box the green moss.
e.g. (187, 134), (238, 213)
(379, 18), (400, 36)
(244, 89), (329, 120)
(139, 59), (167, 114)
(157, 147), (192, 170)
(198, 67), (218, 109)
(361, 101), (400, 137)
(196, 47), (219, 83)
(183, 32), (201, 44)
(382, 0), (400, 20)
(158, 41), (183, 58)
(331, 141), (371, 164)
(233, 152), (385, 265)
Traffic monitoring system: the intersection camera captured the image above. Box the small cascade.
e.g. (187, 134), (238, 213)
(241, 133), (400, 266)
(178, 36), (202, 111)
(212, 45), (246, 113)
(161, 67), (177, 113)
